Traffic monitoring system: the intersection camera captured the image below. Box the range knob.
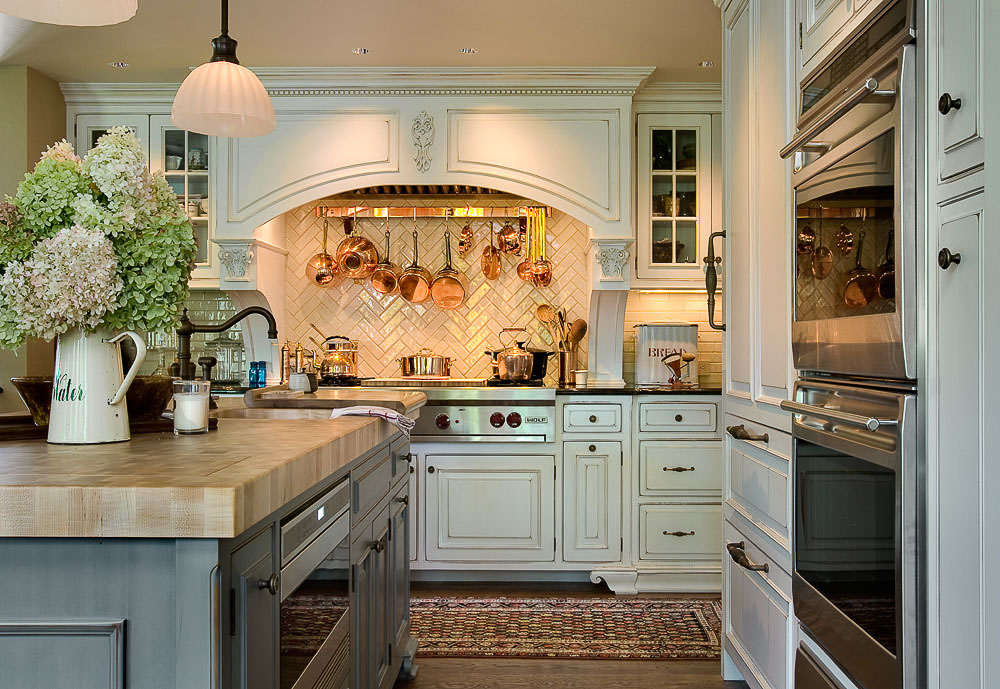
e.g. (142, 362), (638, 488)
(506, 412), (522, 428)
(435, 413), (451, 430)
(490, 412), (505, 428)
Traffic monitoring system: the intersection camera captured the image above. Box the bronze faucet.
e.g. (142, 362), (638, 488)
(175, 307), (278, 380)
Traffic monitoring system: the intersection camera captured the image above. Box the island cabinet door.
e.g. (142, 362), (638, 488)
(371, 507), (392, 689)
(424, 454), (556, 562)
(389, 482), (411, 663)
(229, 526), (277, 689)
(562, 441), (622, 563)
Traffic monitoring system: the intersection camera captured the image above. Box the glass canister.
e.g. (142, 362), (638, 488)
(204, 333), (245, 384)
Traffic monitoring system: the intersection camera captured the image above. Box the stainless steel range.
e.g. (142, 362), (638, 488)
(410, 388), (555, 443)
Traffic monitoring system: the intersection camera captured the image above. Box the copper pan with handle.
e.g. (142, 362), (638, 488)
(430, 230), (468, 310)
(398, 229), (432, 303)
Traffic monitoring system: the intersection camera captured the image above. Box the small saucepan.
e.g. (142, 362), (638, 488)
(844, 228), (878, 309)
(398, 230), (432, 304)
(429, 230), (468, 310)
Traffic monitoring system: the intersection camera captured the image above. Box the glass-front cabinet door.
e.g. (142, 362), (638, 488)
(74, 114), (150, 155)
(636, 114), (714, 285)
(149, 115), (217, 284)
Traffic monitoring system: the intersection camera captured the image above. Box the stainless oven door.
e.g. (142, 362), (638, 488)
(279, 481), (351, 689)
(782, 380), (917, 689)
(787, 45), (916, 381)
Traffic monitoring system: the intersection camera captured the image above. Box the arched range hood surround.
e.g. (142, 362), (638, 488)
(213, 67), (650, 387)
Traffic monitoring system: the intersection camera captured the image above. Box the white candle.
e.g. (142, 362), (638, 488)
(174, 392), (209, 433)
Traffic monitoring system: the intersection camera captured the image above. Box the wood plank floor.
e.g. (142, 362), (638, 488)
(397, 582), (748, 689)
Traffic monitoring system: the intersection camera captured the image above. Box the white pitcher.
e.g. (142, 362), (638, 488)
(48, 327), (147, 444)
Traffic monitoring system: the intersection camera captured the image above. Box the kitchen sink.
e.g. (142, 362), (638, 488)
(213, 408), (334, 421)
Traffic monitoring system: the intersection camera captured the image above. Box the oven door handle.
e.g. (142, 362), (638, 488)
(780, 399), (898, 432)
(780, 77), (896, 159)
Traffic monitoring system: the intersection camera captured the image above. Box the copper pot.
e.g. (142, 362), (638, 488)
(398, 230), (432, 303)
(335, 217), (378, 280)
(398, 348), (451, 377)
(429, 230), (468, 310)
(370, 230), (400, 295)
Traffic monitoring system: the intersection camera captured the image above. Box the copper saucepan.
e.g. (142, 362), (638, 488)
(398, 230), (432, 303)
(430, 230), (468, 310)
(370, 229), (400, 295)
(336, 216), (379, 280)
(844, 228), (878, 308)
(481, 221), (501, 280)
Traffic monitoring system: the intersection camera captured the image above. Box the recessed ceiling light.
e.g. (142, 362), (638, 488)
(460, 47), (478, 55)
(698, 60), (715, 68)
(108, 60), (130, 69)
(351, 47), (369, 55)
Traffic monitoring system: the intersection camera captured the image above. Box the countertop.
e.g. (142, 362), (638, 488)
(556, 385), (722, 395)
(0, 391), (425, 540)
(244, 387), (428, 412)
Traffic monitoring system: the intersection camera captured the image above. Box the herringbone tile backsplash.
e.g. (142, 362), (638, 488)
(284, 197), (590, 382)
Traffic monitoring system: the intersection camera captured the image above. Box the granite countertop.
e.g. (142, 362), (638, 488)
(0, 391), (425, 539)
(555, 386), (723, 395)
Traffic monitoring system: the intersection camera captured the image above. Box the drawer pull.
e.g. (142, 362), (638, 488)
(589, 415), (598, 423)
(726, 424), (769, 443)
(726, 541), (769, 573)
(675, 414), (684, 422)
(663, 530), (696, 537)
(663, 466), (696, 473)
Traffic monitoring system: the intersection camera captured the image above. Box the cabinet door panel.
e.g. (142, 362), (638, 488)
(724, 1), (753, 401)
(936, 0), (984, 179)
(935, 196), (985, 689)
(563, 441), (622, 562)
(425, 455), (555, 562)
(389, 483), (410, 658)
(230, 527), (276, 689)
(74, 114), (149, 155)
(799, 0), (853, 75)
(371, 508), (391, 689)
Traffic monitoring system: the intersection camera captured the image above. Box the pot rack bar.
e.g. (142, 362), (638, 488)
(315, 205), (551, 219)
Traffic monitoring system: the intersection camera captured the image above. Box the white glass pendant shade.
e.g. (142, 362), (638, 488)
(0, 0), (136, 25)
(171, 61), (275, 138)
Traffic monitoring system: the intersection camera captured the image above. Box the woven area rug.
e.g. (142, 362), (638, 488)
(409, 596), (722, 660)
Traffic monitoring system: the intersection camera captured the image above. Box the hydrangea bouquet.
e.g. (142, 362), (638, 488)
(0, 127), (198, 348)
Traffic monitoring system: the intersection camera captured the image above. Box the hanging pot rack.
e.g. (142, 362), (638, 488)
(315, 205), (551, 220)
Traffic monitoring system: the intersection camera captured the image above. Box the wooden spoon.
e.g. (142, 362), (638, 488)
(567, 319), (587, 348)
(536, 304), (561, 348)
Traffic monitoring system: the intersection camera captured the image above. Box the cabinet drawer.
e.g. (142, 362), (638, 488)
(390, 438), (411, 486)
(352, 448), (392, 524)
(639, 441), (722, 497)
(639, 504), (721, 561)
(725, 415), (790, 546)
(639, 402), (717, 434)
(563, 404), (622, 433)
(723, 520), (790, 689)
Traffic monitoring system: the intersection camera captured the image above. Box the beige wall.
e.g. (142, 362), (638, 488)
(0, 66), (64, 412)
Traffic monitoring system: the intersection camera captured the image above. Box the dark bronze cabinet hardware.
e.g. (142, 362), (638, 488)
(373, 536), (386, 553)
(704, 230), (726, 331)
(663, 466), (696, 472)
(726, 541), (769, 573)
(674, 414), (684, 422)
(257, 573), (280, 596)
(589, 415), (598, 423)
(588, 444), (597, 452)
(726, 424), (769, 443)
(938, 248), (962, 269)
(938, 92), (962, 115)
(663, 530), (696, 537)
(409, 465), (414, 474)
(405, 453), (415, 463)
(427, 465), (435, 473)
(396, 495), (409, 505)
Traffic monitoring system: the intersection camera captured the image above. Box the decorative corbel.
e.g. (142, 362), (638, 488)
(411, 111), (435, 173)
(217, 240), (255, 282)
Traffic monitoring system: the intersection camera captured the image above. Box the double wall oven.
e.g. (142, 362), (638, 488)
(779, 2), (919, 689)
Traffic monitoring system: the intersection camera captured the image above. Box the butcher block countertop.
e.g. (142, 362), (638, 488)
(0, 391), (425, 540)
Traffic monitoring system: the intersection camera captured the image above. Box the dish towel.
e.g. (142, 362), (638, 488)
(329, 406), (417, 438)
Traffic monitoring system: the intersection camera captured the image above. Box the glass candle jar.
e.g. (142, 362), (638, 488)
(172, 380), (211, 435)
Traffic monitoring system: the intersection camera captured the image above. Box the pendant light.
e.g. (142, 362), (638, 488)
(171, 0), (275, 138)
(0, 0), (136, 25)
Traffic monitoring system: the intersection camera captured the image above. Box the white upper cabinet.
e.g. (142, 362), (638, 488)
(149, 116), (218, 284)
(635, 113), (715, 286)
(933, 0), (984, 181)
(723, 0), (795, 432)
(74, 114), (149, 155)
(797, 0), (887, 83)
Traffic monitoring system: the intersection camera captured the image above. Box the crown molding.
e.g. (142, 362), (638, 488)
(633, 81), (723, 104)
(62, 66), (657, 103)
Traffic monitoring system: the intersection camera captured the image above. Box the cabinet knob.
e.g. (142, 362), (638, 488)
(938, 92), (962, 115)
(938, 247), (962, 270)
(589, 415), (598, 423)
(257, 573), (280, 596)
(663, 530), (696, 537)
(427, 465), (435, 474)
(409, 465), (414, 474)
(373, 536), (386, 553)
(589, 444), (597, 452)
(663, 466), (696, 472)
(405, 453), (415, 463)
(674, 414), (684, 422)
(397, 494), (409, 506)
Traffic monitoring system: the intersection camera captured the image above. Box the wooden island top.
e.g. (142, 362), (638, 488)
(0, 391), (425, 539)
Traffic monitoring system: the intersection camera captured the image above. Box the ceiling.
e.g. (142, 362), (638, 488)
(0, 0), (721, 85)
